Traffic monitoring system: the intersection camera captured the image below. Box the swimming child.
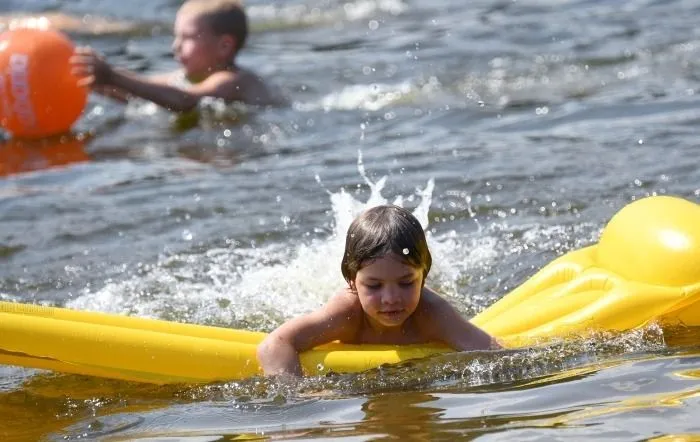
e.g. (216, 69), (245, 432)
(69, 0), (283, 111)
(257, 205), (500, 376)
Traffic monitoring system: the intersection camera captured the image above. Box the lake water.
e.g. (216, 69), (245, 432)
(0, 0), (699, 440)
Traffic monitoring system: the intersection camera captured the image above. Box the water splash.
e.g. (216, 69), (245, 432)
(326, 150), (434, 238)
(289, 323), (668, 397)
(66, 154), (436, 329)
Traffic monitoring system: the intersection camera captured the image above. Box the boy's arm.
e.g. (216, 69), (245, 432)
(90, 72), (179, 103)
(418, 287), (501, 351)
(71, 47), (243, 112)
(256, 290), (361, 377)
(106, 68), (240, 112)
(91, 85), (131, 103)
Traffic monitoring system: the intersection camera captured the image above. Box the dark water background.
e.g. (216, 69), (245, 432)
(1, 0), (699, 440)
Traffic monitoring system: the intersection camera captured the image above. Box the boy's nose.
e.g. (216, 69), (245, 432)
(381, 287), (401, 306)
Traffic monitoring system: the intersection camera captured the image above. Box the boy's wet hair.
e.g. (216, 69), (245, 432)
(181, 0), (248, 53)
(341, 205), (432, 285)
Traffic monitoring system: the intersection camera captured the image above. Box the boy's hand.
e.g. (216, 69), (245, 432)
(70, 47), (114, 87)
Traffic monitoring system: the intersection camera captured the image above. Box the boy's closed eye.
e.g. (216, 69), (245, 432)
(361, 279), (417, 290)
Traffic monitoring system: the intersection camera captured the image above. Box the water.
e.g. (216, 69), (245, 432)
(1, 0), (699, 439)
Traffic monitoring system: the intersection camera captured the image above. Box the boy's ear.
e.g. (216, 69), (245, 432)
(219, 35), (237, 54)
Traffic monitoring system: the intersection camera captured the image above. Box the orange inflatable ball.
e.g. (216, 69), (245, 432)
(0, 28), (87, 139)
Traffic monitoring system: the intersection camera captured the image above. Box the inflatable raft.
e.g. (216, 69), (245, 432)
(1, 195), (698, 384)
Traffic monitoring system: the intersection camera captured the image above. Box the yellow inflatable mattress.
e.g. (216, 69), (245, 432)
(1, 195), (698, 384)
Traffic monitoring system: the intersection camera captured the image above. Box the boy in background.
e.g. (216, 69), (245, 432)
(70, 0), (283, 111)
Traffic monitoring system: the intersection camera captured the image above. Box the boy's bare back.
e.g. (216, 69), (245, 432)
(232, 67), (286, 106)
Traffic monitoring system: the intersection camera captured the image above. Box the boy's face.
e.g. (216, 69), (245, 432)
(353, 253), (422, 330)
(172, 10), (233, 79)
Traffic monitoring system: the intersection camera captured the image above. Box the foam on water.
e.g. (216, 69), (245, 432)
(295, 78), (443, 112)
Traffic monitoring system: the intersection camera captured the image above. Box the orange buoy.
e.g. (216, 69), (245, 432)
(0, 28), (87, 139)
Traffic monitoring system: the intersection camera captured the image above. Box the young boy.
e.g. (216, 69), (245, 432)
(70, 0), (283, 112)
(257, 205), (500, 377)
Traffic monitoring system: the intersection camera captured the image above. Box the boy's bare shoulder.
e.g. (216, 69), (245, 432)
(326, 288), (363, 316)
(232, 67), (288, 106)
(413, 288), (457, 328)
(416, 287), (444, 311)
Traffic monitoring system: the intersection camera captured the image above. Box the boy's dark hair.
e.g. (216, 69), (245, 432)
(182, 0), (248, 53)
(341, 205), (432, 285)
